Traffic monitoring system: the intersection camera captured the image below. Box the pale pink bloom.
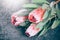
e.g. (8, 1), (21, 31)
(11, 15), (28, 26)
(11, 9), (28, 26)
(28, 7), (46, 23)
(25, 23), (40, 37)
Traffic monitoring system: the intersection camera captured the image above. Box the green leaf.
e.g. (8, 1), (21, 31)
(51, 6), (56, 16)
(38, 27), (48, 36)
(51, 20), (60, 29)
(36, 22), (45, 31)
(16, 9), (29, 16)
(27, 9), (35, 12)
(32, 0), (49, 4)
(56, 10), (60, 19)
(43, 8), (50, 19)
(56, 3), (59, 10)
(38, 21), (51, 36)
(42, 4), (50, 9)
(56, 4), (60, 19)
(36, 19), (49, 31)
(38, 17), (55, 36)
(22, 4), (39, 9)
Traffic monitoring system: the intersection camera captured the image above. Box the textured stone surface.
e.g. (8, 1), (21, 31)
(0, 0), (60, 40)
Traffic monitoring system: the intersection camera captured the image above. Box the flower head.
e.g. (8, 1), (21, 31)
(11, 15), (28, 26)
(28, 7), (46, 23)
(25, 23), (40, 37)
(11, 9), (28, 26)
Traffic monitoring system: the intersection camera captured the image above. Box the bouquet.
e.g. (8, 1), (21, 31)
(11, 0), (60, 37)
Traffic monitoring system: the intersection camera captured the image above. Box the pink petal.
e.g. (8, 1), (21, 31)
(28, 7), (46, 23)
(25, 23), (40, 37)
(11, 15), (28, 26)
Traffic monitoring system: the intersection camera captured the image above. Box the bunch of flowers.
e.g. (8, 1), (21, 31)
(11, 0), (60, 37)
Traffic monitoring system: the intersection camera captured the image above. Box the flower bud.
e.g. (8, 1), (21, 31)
(25, 23), (40, 37)
(11, 9), (28, 26)
(28, 7), (46, 23)
(11, 15), (28, 26)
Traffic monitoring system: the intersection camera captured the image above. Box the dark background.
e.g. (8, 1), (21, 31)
(0, 0), (60, 40)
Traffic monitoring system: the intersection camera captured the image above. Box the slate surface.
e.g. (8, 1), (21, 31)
(0, 0), (60, 40)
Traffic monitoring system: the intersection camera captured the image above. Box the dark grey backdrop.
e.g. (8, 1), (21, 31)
(0, 0), (60, 40)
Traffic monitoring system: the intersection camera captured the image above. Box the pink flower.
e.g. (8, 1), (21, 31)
(11, 15), (28, 26)
(11, 9), (28, 26)
(28, 7), (46, 23)
(25, 23), (40, 37)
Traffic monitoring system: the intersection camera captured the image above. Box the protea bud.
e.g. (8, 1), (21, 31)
(25, 23), (40, 37)
(11, 9), (28, 26)
(28, 7), (46, 23)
